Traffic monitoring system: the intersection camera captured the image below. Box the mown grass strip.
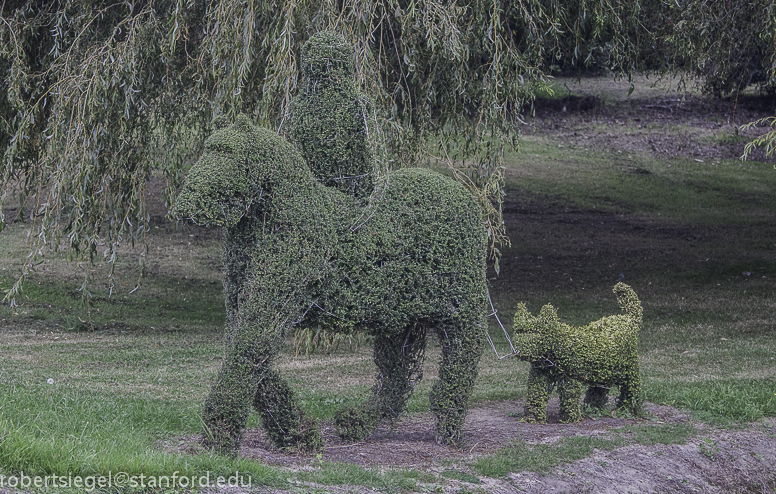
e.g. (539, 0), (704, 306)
(471, 422), (697, 478)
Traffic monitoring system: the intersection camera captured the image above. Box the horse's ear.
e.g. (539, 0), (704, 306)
(235, 114), (252, 131)
(212, 115), (230, 130)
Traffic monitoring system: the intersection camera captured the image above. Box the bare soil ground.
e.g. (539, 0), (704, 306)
(237, 403), (692, 469)
(528, 77), (776, 164)
(180, 401), (776, 494)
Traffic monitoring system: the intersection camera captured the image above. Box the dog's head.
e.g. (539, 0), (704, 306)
(511, 303), (562, 361)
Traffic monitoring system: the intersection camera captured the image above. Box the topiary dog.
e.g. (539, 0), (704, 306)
(172, 114), (487, 454)
(511, 283), (643, 423)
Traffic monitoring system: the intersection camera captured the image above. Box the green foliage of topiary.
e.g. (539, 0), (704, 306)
(172, 113), (487, 453)
(289, 31), (377, 199)
(511, 283), (643, 423)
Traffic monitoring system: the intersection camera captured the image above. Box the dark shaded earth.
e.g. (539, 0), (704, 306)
(234, 401), (688, 468)
(530, 91), (776, 163)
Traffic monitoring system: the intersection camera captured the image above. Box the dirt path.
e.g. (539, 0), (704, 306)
(529, 78), (776, 165)
(506, 424), (776, 494)
(178, 400), (776, 493)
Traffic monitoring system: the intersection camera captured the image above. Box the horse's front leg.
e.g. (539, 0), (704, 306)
(253, 367), (323, 452)
(200, 310), (284, 454)
(201, 291), (322, 453)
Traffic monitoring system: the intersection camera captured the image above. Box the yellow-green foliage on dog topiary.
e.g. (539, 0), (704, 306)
(511, 283), (643, 423)
(172, 112), (487, 454)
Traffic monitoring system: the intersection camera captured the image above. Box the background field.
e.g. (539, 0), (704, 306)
(1, 76), (775, 493)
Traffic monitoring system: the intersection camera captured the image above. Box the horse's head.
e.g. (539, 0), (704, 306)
(173, 114), (307, 227)
(172, 114), (259, 226)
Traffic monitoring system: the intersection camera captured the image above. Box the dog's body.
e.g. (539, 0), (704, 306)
(512, 283), (643, 422)
(173, 115), (487, 452)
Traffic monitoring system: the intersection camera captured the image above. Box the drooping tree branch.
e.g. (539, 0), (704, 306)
(6, 0), (768, 302)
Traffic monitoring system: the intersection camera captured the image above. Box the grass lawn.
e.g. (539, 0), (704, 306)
(1, 76), (775, 492)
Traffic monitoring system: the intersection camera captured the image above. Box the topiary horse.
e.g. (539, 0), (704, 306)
(511, 283), (643, 423)
(172, 115), (487, 454)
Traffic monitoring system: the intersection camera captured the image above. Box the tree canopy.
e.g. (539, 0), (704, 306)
(1, 0), (774, 302)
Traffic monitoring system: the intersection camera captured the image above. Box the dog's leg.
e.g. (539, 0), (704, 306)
(335, 323), (427, 441)
(615, 363), (642, 415)
(524, 366), (551, 423)
(558, 377), (584, 422)
(430, 318), (484, 445)
(584, 385), (610, 411)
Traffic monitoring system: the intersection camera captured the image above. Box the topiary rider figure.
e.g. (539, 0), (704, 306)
(289, 30), (376, 199)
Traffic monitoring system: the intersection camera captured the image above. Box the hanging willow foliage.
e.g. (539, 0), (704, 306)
(1, 0), (655, 301)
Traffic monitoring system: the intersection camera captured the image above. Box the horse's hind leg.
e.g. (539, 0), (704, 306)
(253, 368), (323, 452)
(335, 323), (427, 441)
(430, 317), (484, 445)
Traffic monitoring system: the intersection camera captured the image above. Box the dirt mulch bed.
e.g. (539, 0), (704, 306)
(173, 400), (775, 493)
(231, 401), (684, 468)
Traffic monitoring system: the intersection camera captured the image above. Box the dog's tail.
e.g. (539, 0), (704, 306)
(613, 282), (642, 326)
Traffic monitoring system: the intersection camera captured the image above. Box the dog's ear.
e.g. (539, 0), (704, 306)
(537, 304), (560, 332)
(513, 303), (536, 334)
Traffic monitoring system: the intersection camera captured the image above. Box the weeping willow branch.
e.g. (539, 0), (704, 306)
(741, 117), (776, 161)
(1, 0), (678, 303)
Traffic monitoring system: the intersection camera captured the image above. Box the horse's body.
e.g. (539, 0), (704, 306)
(173, 115), (487, 452)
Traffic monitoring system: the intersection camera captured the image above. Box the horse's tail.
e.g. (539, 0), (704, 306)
(613, 282), (642, 327)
